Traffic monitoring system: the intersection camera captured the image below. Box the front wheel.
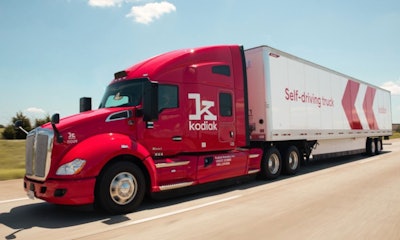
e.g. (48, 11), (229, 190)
(258, 147), (282, 180)
(96, 162), (146, 214)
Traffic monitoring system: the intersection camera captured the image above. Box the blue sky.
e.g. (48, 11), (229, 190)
(1, 0), (399, 126)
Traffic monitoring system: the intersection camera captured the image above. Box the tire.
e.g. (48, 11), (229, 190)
(96, 162), (146, 214)
(366, 138), (376, 156)
(258, 147), (282, 180)
(375, 138), (382, 154)
(283, 146), (301, 175)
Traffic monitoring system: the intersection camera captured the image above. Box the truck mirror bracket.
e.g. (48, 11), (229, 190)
(51, 113), (63, 143)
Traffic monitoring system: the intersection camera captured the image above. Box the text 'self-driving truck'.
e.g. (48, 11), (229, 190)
(23, 45), (392, 214)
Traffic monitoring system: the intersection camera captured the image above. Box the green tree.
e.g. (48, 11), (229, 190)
(34, 115), (51, 128)
(2, 125), (16, 139)
(1, 112), (32, 139)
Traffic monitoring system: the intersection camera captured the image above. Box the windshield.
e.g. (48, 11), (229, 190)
(99, 79), (146, 108)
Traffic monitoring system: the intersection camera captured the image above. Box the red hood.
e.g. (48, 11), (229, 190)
(42, 108), (118, 130)
(41, 107), (137, 141)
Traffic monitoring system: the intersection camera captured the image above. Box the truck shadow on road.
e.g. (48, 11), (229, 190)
(0, 151), (390, 239)
(0, 202), (111, 239)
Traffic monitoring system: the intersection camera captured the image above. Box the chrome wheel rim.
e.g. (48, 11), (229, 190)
(110, 172), (137, 205)
(268, 154), (280, 174)
(376, 140), (382, 152)
(288, 151), (299, 170)
(371, 141), (376, 154)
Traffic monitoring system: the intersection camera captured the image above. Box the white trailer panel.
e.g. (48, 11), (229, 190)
(245, 46), (392, 150)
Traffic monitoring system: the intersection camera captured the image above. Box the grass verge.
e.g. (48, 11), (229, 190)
(0, 139), (25, 180)
(391, 132), (400, 139)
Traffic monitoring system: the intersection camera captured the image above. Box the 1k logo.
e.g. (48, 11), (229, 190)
(188, 93), (217, 120)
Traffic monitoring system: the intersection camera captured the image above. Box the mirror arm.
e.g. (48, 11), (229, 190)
(18, 126), (29, 135)
(51, 113), (63, 143)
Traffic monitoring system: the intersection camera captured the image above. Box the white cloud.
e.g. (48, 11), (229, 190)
(126, 1), (176, 24)
(25, 107), (47, 120)
(88, 0), (124, 7)
(26, 107), (46, 114)
(381, 81), (400, 95)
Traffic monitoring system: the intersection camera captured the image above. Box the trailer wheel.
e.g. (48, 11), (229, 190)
(283, 146), (300, 175)
(96, 162), (146, 214)
(375, 138), (382, 154)
(259, 147), (281, 180)
(366, 138), (376, 156)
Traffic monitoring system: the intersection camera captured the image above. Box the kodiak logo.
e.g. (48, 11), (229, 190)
(188, 93), (217, 131)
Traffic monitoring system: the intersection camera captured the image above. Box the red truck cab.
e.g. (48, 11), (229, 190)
(24, 45), (263, 214)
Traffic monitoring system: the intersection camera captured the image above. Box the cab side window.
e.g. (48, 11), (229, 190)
(219, 92), (232, 116)
(158, 85), (178, 111)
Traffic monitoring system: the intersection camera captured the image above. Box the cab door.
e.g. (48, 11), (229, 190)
(195, 90), (248, 183)
(141, 84), (186, 157)
(218, 91), (235, 147)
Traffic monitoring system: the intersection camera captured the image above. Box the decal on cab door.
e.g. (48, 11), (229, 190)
(188, 93), (217, 131)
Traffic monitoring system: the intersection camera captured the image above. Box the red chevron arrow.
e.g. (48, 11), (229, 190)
(363, 86), (378, 130)
(342, 80), (363, 129)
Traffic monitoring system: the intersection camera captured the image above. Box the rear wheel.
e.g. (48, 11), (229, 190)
(96, 162), (146, 214)
(366, 138), (376, 156)
(375, 138), (382, 154)
(259, 147), (282, 180)
(283, 146), (300, 175)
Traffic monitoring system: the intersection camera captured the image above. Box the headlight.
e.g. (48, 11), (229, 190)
(56, 159), (86, 175)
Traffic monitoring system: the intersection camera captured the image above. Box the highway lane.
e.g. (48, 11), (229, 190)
(1, 139), (399, 239)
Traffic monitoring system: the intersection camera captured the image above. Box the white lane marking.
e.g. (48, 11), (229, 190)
(0, 197), (29, 204)
(122, 194), (242, 227)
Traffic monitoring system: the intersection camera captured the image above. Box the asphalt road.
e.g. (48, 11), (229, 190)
(1, 139), (399, 240)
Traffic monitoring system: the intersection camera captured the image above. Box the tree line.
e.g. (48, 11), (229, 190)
(1, 112), (51, 139)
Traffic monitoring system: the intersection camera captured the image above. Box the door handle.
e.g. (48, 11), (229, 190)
(172, 136), (182, 141)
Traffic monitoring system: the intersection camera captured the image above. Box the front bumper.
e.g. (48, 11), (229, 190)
(24, 177), (96, 205)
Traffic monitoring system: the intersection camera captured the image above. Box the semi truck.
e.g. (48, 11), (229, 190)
(22, 45), (392, 214)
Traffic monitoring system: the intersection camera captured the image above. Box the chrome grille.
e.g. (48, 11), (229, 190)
(25, 128), (54, 180)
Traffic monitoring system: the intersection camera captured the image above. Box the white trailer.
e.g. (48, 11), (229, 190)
(245, 46), (392, 160)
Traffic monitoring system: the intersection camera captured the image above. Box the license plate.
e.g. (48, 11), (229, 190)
(27, 190), (35, 200)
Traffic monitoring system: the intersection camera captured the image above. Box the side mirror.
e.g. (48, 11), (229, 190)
(51, 113), (60, 124)
(143, 81), (159, 121)
(14, 120), (23, 129)
(14, 120), (28, 135)
(80, 97), (92, 112)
